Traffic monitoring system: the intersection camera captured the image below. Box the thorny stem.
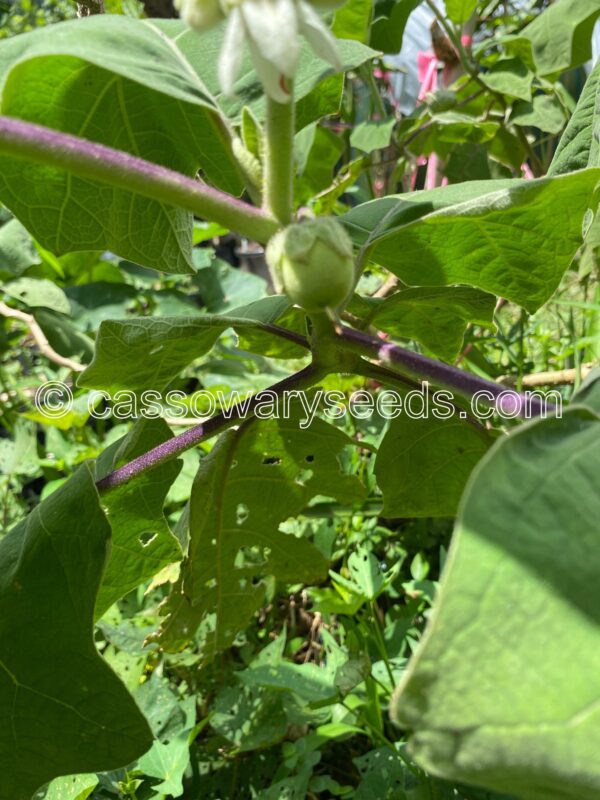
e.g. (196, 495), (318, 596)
(0, 116), (280, 245)
(96, 364), (324, 492)
(263, 89), (295, 226)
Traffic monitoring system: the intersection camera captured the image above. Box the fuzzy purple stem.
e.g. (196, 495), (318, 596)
(96, 365), (322, 491)
(0, 116), (279, 244)
(338, 326), (555, 419)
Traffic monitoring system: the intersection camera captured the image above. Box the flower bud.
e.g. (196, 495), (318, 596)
(266, 218), (355, 312)
(175, 0), (224, 31)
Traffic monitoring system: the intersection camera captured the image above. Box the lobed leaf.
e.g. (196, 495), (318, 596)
(94, 418), (183, 619)
(156, 414), (364, 661)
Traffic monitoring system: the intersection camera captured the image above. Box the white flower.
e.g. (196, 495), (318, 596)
(178, 0), (342, 103)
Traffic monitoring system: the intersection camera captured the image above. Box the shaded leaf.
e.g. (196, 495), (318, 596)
(376, 413), (492, 517)
(94, 418), (182, 619)
(0, 218), (40, 279)
(392, 409), (600, 798)
(156, 414), (364, 660)
(350, 286), (496, 362)
(0, 465), (152, 799)
(511, 94), (567, 135)
(3, 277), (70, 314)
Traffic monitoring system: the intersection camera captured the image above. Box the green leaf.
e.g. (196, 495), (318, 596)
(0, 465), (152, 799)
(295, 124), (346, 203)
(572, 368), (600, 413)
(370, 0), (421, 53)
(211, 684), (288, 751)
(39, 774), (99, 800)
(350, 286), (496, 361)
(239, 661), (339, 705)
(350, 118), (396, 154)
(346, 545), (390, 600)
(376, 413), (492, 517)
(342, 170), (600, 312)
(517, 0), (600, 75)
(3, 277), (70, 314)
(511, 94), (567, 135)
(78, 296), (291, 393)
(137, 733), (190, 798)
(352, 747), (409, 800)
(156, 414), (364, 660)
(333, 0), (373, 43)
(94, 418), (182, 619)
(0, 16), (242, 273)
(445, 0), (477, 25)
(481, 58), (533, 102)
(392, 409), (600, 798)
(0, 217), (40, 279)
(549, 59), (600, 175)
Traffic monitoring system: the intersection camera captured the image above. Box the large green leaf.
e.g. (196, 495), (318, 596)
(517, 0), (600, 75)
(392, 409), (600, 798)
(342, 170), (600, 311)
(376, 413), (492, 517)
(78, 296), (292, 393)
(94, 419), (182, 619)
(156, 415), (364, 660)
(0, 465), (152, 800)
(350, 286), (496, 361)
(0, 16), (241, 273)
(549, 59), (600, 175)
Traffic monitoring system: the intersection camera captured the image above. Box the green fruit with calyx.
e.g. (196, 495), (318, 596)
(266, 218), (355, 313)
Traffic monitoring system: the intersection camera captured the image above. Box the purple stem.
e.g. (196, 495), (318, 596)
(338, 326), (555, 419)
(0, 115), (279, 244)
(96, 365), (322, 492)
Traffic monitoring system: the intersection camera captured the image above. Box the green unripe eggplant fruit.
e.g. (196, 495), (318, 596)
(266, 218), (355, 312)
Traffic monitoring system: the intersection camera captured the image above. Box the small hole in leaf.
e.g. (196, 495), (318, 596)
(305, 455), (315, 463)
(139, 531), (157, 547)
(236, 503), (249, 525)
(262, 456), (281, 465)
